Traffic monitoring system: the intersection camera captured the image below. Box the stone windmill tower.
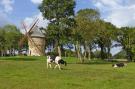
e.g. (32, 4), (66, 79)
(19, 19), (45, 56)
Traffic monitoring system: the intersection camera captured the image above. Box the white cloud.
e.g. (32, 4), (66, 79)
(105, 5), (135, 27)
(92, 0), (135, 27)
(0, 0), (14, 13)
(0, 0), (14, 26)
(0, 11), (10, 27)
(125, 0), (135, 5)
(21, 13), (49, 33)
(94, 0), (121, 8)
(24, 13), (49, 28)
(30, 0), (42, 4)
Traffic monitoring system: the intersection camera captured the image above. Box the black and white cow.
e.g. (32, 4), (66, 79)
(112, 63), (127, 68)
(47, 55), (67, 70)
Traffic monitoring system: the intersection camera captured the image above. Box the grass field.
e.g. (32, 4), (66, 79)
(0, 56), (135, 89)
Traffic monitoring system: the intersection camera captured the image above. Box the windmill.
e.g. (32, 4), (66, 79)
(19, 18), (45, 56)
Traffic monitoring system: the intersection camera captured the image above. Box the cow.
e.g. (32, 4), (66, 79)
(47, 55), (67, 70)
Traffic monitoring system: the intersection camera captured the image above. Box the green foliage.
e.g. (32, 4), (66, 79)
(0, 25), (22, 56)
(63, 49), (76, 57)
(116, 27), (135, 61)
(39, 0), (75, 20)
(95, 20), (116, 59)
(93, 50), (112, 59)
(75, 8), (100, 42)
(39, 0), (76, 56)
(39, 0), (75, 44)
(73, 9), (100, 61)
(0, 28), (6, 51)
(4, 25), (22, 49)
(113, 50), (127, 59)
(93, 50), (101, 58)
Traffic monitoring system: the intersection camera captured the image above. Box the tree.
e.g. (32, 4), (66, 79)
(74, 8), (100, 62)
(0, 25), (22, 56)
(116, 27), (135, 61)
(0, 28), (6, 56)
(95, 20), (116, 60)
(39, 0), (75, 57)
(113, 50), (126, 59)
(103, 22), (116, 59)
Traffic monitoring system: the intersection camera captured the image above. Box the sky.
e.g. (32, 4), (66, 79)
(1, 0), (135, 55)
(1, 0), (135, 28)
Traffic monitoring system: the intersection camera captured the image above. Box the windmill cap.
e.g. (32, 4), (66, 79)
(30, 26), (45, 38)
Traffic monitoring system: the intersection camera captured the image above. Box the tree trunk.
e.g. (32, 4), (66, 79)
(76, 41), (82, 63)
(58, 45), (61, 57)
(87, 45), (91, 61)
(107, 47), (111, 59)
(126, 48), (132, 62)
(0, 50), (1, 56)
(85, 41), (91, 61)
(3, 50), (6, 56)
(9, 49), (12, 56)
(83, 42), (87, 61)
(74, 44), (78, 57)
(100, 44), (104, 60)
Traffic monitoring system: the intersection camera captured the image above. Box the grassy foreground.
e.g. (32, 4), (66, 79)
(0, 56), (135, 89)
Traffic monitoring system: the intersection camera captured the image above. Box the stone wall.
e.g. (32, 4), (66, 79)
(28, 37), (45, 56)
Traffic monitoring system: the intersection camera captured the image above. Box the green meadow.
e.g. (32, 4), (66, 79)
(0, 56), (135, 89)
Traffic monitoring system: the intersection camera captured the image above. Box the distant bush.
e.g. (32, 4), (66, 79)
(113, 50), (126, 59)
(46, 49), (76, 57)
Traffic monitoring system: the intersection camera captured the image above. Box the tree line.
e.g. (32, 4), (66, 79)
(1, 0), (135, 62)
(0, 25), (22, 56)
(39, 0), (135, 62)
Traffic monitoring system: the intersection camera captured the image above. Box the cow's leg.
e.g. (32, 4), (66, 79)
(49, 64), (52, 68)
(58, 64), (61, 70)
(54, 64), (58, 69)
(47, 62), (49, 69)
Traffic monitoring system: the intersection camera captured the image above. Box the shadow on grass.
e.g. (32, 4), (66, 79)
(68, 60), (117, 65)
(0, 56), (38, 61)
(61, 68), (71, 70)
(82, 61), (114, 65)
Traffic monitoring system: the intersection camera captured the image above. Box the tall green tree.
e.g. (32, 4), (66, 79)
(103, 22), (116, 59)
(39, 0), (75, 57)
(95, 20), (116, 60)
(74, 8), (100, 62)
(116, 27), (135, 61)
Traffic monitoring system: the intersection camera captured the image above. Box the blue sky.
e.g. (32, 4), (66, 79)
(0, 0), (96, 27)
(1, 0), (135, 55)
(1, 0), (135, 28)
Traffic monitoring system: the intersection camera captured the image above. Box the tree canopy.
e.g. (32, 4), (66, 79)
(0, 25), (22, 56)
